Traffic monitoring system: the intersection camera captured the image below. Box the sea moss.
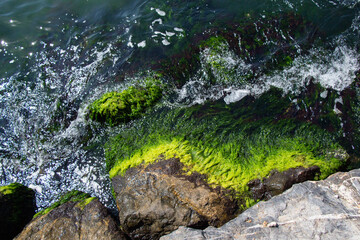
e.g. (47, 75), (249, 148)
(33, 190), (92, 218)
(88, 79), (163, 126)
(106, 87), (344, 196)
(76, 197), (97, 210)
(0, 183), (26, 195)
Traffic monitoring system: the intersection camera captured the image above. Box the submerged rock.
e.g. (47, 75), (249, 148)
(161, 168), (360, 239)
(112, 158), (238, 240)
(0, 183), (36, 240)
(15, 193), (126, 240)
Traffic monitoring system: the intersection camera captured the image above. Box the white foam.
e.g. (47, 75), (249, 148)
(154, 31), (166, 36)
(29, 184), (42, 193)
(152, 18), (163, 26)
(174, 27), (184, 32)
(260, 44), (359, 95)
(155, 9), (166, 16)
(320, 90), (328, 98)
(334, 97), (343, 114)
(137, 40), (146, 48)
(162, 39), (170, 45)
(166, 31), (175, 37)
(224, 89), (251, 104)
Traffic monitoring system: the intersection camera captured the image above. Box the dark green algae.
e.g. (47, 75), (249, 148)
(154, 12), (319, 87)
(0, 183), (36, 240)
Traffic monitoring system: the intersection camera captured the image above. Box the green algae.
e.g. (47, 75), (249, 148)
(88, 78), (163, 126)
(33, 190), (92, 218)
(200, 35), (245, 85)
(0, 183), (24, 195)
(76, 197), (96, 210)
(106, 87), (344, 196)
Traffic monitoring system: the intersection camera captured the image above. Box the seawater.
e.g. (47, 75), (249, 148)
(0, 0), (359, 211)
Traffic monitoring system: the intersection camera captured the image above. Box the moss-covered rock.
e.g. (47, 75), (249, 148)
(0, 183), (36, 240)
(112, 158), (238, 239)
(106, 86), (348, 209)
(16, 192), (126, 240)
(33, 190), (91, 218)
(88, 79), (163, 126)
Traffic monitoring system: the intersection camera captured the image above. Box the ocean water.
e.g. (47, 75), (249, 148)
(0, 0), (359, 211)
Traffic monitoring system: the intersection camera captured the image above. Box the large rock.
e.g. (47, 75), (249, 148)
(247, 166), (320, 201)
(161, 168), (360, 239)
(15, 196), (126, 240)
(0, 183), (36, 240)
(112, 158), (238, 240)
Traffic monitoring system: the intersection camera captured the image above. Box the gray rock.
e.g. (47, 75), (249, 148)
(15, 198), (126, 240)
(161, 168), (360, 240)
(112, 158), (238, 240)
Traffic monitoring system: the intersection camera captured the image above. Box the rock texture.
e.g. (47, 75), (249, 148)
(0, 183), (36, 240)
(112, 158), (238, 240)
(248, 166), (320, 200)
(15, 198), (126, 240)
(161, 168), (360, 240)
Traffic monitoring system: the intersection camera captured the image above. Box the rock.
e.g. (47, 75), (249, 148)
(161, 168), (360, 239)
(0, 183), (36, 240)
(248, 166), (321, 200)
(112, 158), (238, 240)
(15, 195), (126, 240)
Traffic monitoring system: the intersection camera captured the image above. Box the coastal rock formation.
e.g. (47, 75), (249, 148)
(112, 158), (238, 240)
(0, 183), (36, 240)
(161, 168), (360, 240)
(247, 166), (321, 200)
(15, 197), (126, 240)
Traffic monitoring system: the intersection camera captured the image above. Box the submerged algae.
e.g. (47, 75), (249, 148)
(156, 12), (316, 87)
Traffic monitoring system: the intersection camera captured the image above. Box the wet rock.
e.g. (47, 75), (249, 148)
(112, 158), (238, 240)
(15, 197), (126, 240)
(248, 166), (321, 200)
(0, 183), (36, 240)
(161, 168), (360, 240)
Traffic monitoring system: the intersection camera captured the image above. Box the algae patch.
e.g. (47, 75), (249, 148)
(33, 190), (92, 218)
(106, 87), (345, 195)
(88, 78), (163, 126)
(0, 183), (25, 195)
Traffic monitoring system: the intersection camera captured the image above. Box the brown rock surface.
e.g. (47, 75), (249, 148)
(161, 168), (360, 240)
(247, 166), (321, 200)
(112, 158), (238, 240)
(15, 198), (126, 240)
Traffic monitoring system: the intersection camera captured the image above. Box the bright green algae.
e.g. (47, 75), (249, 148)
(106, 87), (344, 197)
(88, 78), (162, 126)
(0, 183), (25, 195)
(33, 190), (94, 218)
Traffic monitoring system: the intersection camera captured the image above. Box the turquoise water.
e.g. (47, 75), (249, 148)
(0, 0), (359, 210)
